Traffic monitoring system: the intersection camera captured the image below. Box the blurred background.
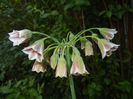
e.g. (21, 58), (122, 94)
(0, 0), (133, 99)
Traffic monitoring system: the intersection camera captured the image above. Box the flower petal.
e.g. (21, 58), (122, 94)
(29, 51), (37, 60)
(9, 37), (26, 46)
(55, 56), (67, 78)
(32, 61), (46, 73)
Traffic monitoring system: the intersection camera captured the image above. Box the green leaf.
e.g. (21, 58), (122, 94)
(118, 81), (131, 93)
(51, 10), (59, 16)
(104, 78), (111, 85)
(105, 11), (112, 18)
(99, 10), (106, 16)
(64, 3), (74, 11)
(0, 87), (15, 94)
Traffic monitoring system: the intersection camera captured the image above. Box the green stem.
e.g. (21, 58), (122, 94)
(69, 28), (98, 44)
(32, 32), (60, 44)
(66, 47), (76, 99)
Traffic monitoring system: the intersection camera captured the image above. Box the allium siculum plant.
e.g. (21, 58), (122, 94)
(8, 28), (119, 99)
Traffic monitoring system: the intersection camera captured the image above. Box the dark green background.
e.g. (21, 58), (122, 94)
(0, 0), (133, 99)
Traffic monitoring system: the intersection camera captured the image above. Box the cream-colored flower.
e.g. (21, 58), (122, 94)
(50, 51), (59, 70)
(97, 38), (119, 58)
(8, 29), (32, 46)
(85, 40), (93, 56)
(56, 56), (67, 78)
(98, 28), (117, 40)
(22, 39), (44, 62)
(70, 54), (89, 75)
(32, 61), (46, 73)
(71, 48), (89, 75)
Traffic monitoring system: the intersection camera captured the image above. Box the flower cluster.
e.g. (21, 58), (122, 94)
(8, 29), (46, 73)
(8, 28), (119, 78)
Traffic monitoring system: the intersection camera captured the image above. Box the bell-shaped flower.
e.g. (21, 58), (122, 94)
(50, 51), (59, 70)
(71, 47), (89, 75)
(70, 54), (89, 75)
(32, 61), (46, 73)
(85, 40), (93, 56)
(22, 39), (44, 62)
(98, 28), (117, 40)
(8, 29), (32, 46)
(56, 56), (67, 78)
(97, 38), (119, 58)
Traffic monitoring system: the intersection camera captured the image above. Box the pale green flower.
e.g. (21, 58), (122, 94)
(56, 56), (67, 78)
(85, 40), (93, 56)
(50, 51), (59, 70)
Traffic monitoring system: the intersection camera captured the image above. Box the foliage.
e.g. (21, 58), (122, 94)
(0, 0), (133, 99)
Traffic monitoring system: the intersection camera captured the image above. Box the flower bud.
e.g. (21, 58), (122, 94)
(80, 38), (86, 49)
(57, 47), (62, 54)
(69, 32), (74, 41)
(50, 51), (59, 70)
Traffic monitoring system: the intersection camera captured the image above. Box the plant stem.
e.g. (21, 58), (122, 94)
(66, 47), (76, 99)
(32, 32), (60, 44)
(69, 28), (98, 44)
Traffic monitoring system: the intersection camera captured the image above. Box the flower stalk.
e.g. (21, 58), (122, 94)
(66, 47), (76, 99)
(32, 32), (60, 44)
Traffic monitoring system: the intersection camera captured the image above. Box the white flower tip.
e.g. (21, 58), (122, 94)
(55, 75), (67, 78)
(102, 54), (106, 59)
(13, 43), (18, 46)
(82, 71), (90, 76)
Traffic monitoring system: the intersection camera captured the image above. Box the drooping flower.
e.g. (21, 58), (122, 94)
(80, 38), (86, 49)
(50, 51), (59, 70)
(97, 38), (119, 58)
(98, 28), (117, 40)
(70, 48), (89, 75)
(8, 29), (32, 46)
(44, 55), (50, 63)
(32, 61), (46, 73)
(22, 39), (44, 62)
(85, 40), (93, 56)
(70, 54), (89, 75)
(57, 47), (62, 54)
(56, 56), (67, 78)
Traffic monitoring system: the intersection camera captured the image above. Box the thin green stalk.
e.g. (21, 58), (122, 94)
(68, 34), (98, 45)
(32, 32), (60, 44)
(43, 46), (57, 55)
(66, 47), (76, 99)
(70, 28), (98, 44)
